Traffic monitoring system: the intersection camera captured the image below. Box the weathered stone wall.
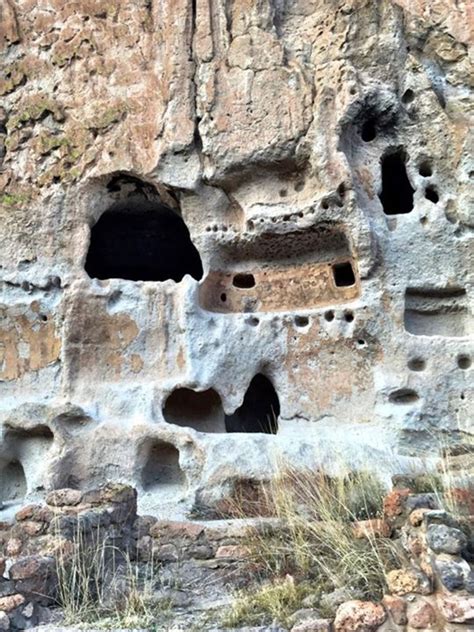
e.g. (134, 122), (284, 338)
(0, 0), (473, 516)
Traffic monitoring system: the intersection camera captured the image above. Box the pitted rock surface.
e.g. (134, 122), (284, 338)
(0, 0), (472, 519)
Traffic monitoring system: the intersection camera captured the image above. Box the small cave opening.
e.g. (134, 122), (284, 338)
(402, 89), (415, 104)
(388, 389), (419, 404)
(419, 161), (432, 177)
(379, 150), (414, 215)
(141, 441), (185, 491)
(85, 198), (203, 282)
(0, 460), (27, 502)
(361, 118), (377, 142)
(163, 388), (225, 433)
(425, 186), (439, 204)
(332, 261), (356, 287)
(232, 273), (256, 289)
(225, 374), (279, 434)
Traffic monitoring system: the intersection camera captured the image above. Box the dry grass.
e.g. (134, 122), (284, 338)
(223, 466), (403, 626)
(55, 524), (166, 628)
(224, 575), (314, 628)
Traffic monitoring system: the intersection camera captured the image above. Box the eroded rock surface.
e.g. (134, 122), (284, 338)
(0, 0), (472, 516)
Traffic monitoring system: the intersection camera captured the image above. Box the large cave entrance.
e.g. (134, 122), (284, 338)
(225, 374), (280, 434)
(85, 199), (203, 282)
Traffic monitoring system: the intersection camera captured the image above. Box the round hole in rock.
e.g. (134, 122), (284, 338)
(220, 292), (227, 302)
(408, 357), (426, 372)
(294, 180), (305, 192)
(85, 199), (203, 282)
(361, 118), (376, 142)
(295, 315), (309, 328)
(163, 388), (225, 433)
(344, 311), (355, 323)
(225, 374), (279, 434)
(141, 441), (185, 491)
(425, 186), (439, 204)
(419, 161), (432, 177)
(0, 460), (27, 502)
(246, 316), (260, 327)
(402, 89), (415, 104)
(333, 261), (356, 287)
(457, 355), (471, 370)
(324, 310), (335, 322)
(389, 388), (419, 404)
(232, 273), (256, 289)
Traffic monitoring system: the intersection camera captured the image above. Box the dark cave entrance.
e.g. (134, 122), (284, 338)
(332, 261), (356, 287)
(225, 374), (280, 434)
(379, 150), (414, 215)
(85, 200), (203, 282)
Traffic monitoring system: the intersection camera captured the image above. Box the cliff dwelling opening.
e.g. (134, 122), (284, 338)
(332, 261), (356, 287)
(85, 199), (203, 282)
(361, 118), (376, 142)
(379, 150), (414, 215)
(404, 288), (470, 337)
(419, 161), (432, 177)
(2, 426), (54, 496)
(233, 273), (256, 289)
(425, 186), (439, 204)
(141, 441), (185, 491)
(199, 225), (359, 313)
(163, 388), (225, 433)
(225, 374), (279, 434)
(0, 460), (27, 502)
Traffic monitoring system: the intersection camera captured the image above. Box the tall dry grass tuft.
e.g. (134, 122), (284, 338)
(224, 466), (404, 626)
(55, 523), (163, 628)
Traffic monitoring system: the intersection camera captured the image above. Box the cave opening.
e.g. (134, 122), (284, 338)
(379, 150), (414, 215)
(361, 118), (377, 142)
(425, 186), (439, 204)
(141, 441), (185, 491)
(0, 460), (27, 502)
(333, 261), (356, 287)
(85, 199), (203, 282)
(163, 388), (225, 433)
(225, 374), (279, 434)
(233, 273), (256, 289)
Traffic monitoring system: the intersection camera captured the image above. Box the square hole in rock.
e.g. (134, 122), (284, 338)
(332, 261), (356, 287)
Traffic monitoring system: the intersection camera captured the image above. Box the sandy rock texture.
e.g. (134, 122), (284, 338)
(0, 0), (473, 517)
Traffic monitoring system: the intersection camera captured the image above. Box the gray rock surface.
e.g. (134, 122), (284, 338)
(426, 524), (468, 556)
(0, 0), (472, 518)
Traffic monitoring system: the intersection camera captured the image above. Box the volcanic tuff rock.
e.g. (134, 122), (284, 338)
(0, 0), (472, 517)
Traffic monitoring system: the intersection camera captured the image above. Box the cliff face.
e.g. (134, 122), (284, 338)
(0, 0), (472, 516)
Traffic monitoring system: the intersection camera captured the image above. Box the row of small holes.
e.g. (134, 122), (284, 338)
(408, 355), (471, 371)
(242, 312), (357, 328)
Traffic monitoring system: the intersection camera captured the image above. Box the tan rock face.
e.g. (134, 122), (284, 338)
(334, 600), (386, 632)
(0, 0), (473, 517)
